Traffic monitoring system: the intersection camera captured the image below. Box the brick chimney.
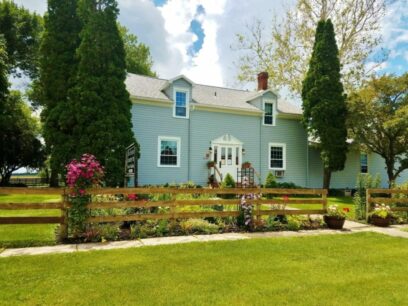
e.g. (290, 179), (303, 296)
(257, 72), (269, 91)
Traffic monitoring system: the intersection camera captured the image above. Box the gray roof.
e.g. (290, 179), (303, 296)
(125, 73), (302, 115)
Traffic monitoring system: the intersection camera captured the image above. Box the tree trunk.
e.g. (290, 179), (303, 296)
(323, 167), (332, 190)
(0, 172), (12, 186)
(385, 160), (396, 189)
(49, 169), (59, 187)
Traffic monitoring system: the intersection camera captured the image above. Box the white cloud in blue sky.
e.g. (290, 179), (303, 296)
(12, 0), (408, 88)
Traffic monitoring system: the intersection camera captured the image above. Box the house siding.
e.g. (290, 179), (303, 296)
(131, 103), (189, 185)
(308, 148), (408, 188)
(189, 109), (260, 185)
(131, 95), (408, 188)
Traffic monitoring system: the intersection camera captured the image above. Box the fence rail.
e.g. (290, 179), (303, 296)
(0, 187), (328, 239)
(366, 188), (408, 220)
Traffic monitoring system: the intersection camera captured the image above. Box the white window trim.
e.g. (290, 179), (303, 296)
(262, 100), (276, 126)
(157, 136), (181, 168)
(360, 152), (368, 174)
(173, 87), (189, 119)
(268, 143), (286, 170)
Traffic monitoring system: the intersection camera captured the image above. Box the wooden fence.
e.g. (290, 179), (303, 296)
(0, 187), (328, 240)
(366, 188), (408, 220)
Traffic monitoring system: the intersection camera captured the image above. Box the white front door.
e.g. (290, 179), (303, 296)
(212, 144), (242, 181)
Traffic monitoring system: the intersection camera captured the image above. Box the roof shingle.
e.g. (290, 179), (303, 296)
(125, 73), (302, 115)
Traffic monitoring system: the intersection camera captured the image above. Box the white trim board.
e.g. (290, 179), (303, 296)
(157, 136), (181, 168)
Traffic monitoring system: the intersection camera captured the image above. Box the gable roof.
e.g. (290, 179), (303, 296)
(125, 73), (302, 115)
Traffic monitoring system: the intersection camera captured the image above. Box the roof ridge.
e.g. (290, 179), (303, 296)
(127, 72), (256, 93)
(127, 72), (168, 82)
(195, 82), (254, 93)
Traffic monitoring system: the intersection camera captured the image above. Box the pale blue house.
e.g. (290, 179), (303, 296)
(126, 72), (408, 188)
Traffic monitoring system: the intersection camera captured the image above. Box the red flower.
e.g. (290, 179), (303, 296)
(343, 207), (350, 213)
(127, 194), (138, 201)
(283, 195), (289, 201)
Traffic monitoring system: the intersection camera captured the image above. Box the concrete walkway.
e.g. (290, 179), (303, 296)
(1, 220), (408, 258)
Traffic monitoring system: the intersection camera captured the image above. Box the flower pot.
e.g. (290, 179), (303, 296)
(370, 215), (391, 227)
(324, 215), (345, 229)
(207, 162), (215, 169)
(241, 163), (251, 169)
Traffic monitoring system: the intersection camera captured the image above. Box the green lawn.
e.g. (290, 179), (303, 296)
(1, 232), (408, 305)
(0, 195), (61, 248)
(289, 196), (355, 218)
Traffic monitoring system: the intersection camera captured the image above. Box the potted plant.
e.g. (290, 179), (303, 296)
(207, 161), (215, 168)
(241, 161), (251, 169)
(369, 204), (393, 227)
(324, 205), (346, 229)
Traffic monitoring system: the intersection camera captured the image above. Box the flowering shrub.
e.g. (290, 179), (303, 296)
(371, 203), (392, 219)
(240, 193), (261, 230)
(326, 205), (347, 219)
(65, 154), (104, 237)
(66, 153), (104, 195)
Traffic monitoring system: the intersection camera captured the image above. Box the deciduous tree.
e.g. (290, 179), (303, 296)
(119, 24), (156, 77)
(0, 91), (45, 185)
(234, 0), (385, 95)
(0, 0), (43, 78)
(302, 19), (348, 189)
(348, 74), (408, 188)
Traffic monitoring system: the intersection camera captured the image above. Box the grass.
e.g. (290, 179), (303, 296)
(1, 232), (408, 305)
(0, 195), (61, 248)
(289, 196), (355, 218)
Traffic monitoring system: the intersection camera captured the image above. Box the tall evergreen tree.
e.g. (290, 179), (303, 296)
(0, 37), (8, 101)
(302, 19), (348, 189)
(36, 0), (82, 186)
(71, 0), (137, 186)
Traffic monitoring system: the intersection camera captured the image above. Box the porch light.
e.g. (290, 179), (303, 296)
(205, 147), (213, 159)
(242, 148), (246, 155)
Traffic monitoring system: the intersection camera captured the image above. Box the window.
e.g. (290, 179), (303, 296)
(158, 136), (180, 167)
(173, 89), (188, 118)
(269, 143), (286, 170)
(263, 101), (274, 126)
(360, 153), (368, 173)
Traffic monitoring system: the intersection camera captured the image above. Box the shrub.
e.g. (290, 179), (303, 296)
(221, 173), (235, 188)
(65, 154), (104, 237)
(265, 172), (277, 188)
(130, 220), (170, 238)
(354, 173), (381, 220)
(99, 224), (120, 241)
(180, 219), (219, 234)
(286, 216), (302, 231)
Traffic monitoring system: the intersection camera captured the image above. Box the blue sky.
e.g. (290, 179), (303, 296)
(12, 0), (408, 90)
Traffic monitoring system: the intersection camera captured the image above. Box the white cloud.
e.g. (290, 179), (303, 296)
(12, 0), (292, 89)
(379, 1), (408, 51)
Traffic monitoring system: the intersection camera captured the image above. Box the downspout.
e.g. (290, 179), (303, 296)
(259, 111), (262, 185)
(306, 136), (309, 188)
(188, 105), (192, 182)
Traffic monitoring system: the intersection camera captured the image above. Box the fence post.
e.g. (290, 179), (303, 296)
(170, 191), (177, 223)
(59, 189), (68, 242)
(366, 189), (371, 222)
(322, 189), (328, 212)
